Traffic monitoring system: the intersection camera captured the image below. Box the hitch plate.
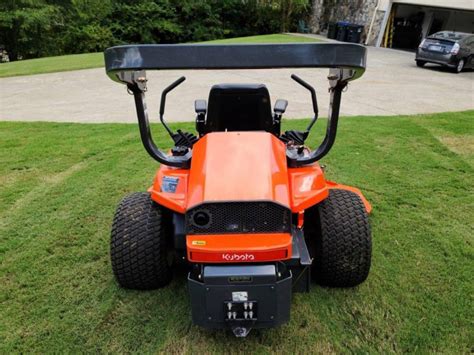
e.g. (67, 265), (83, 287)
(188, 264), (291, 331)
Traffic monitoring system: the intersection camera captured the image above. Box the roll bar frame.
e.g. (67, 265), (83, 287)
(104, 43), (367, 168)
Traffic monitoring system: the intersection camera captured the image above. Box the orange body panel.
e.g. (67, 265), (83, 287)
(149, 165), (189, 213)
(148, 131), (371, 262)
(186, 132), (291, 208)
(187, 233), (292, 263)
(149, 132), (333, 213)
(288, 164), (329, 212)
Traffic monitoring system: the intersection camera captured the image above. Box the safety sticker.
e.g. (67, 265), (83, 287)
(161, 176), (179, 193)
(191, 240), (206, 246)
(232, 291), (248, 302)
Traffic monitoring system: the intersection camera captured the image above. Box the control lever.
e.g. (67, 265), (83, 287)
(274, 99), (288, 115)
(290, 74), (319, 131)
(159, 76), (186, 139)
(272, 99), (288, 136)
(281, 74), (319, 146)
(159, 76), (198, 148)
(194, 99), (207, 114)
(176, 129), (197, 147)
(194, 99), (207, 136)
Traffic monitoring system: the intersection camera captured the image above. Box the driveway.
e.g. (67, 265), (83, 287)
(0, 46), (473, 123)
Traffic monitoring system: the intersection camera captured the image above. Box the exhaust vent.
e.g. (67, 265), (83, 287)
(186, 201), (290, 235)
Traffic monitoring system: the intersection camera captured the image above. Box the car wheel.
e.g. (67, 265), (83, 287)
(416, 60), (426, 67)
(454, 59), (465, 73)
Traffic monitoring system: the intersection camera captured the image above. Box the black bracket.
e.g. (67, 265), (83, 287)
(194, 99), (207, 136)
(128, 75), (191, 168)
(286, 68), (351, 167)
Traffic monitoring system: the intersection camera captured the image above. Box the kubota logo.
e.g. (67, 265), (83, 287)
(222, 253), (255, 261)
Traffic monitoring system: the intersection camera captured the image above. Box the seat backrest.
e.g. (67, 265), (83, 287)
(205, 84), (273, 133)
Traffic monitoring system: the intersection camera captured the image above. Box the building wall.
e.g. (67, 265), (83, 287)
(310, 0), (474, 46)
(444, 10), (474, 32)
(375, 0), (473, 44)
(367, 9), (387, 45)
(309, 0), (380, 43)
(378, 0), (474, 12)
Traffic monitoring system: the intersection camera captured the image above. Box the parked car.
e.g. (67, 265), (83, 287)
(416, 31), (474, 73)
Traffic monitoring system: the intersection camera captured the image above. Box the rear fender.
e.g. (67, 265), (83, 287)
(149, 165), (189, 213)
(288, 163), (328, 213)
(326, 180), (372, 214)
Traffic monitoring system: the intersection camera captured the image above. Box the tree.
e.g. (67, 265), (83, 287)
(0, 0), (64, 60)
(61, 0), (115, 53)
(258, 0), (310, 32)
(108, 0), (181, 44)
(0, 0), (312, 61)
(174, 1), (224, 42)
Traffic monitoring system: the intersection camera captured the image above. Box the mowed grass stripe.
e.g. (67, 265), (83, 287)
(0, 111), (473, 353)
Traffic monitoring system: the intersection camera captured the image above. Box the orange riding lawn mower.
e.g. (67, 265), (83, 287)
(104, 43), (372, 337)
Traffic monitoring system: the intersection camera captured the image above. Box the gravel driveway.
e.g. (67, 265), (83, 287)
(0, 46), (472, 123)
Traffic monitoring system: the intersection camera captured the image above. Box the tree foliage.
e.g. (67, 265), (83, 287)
(0, 0), (311, 61)
(0, 0), (63, 60)
(258, 0), (310, 32)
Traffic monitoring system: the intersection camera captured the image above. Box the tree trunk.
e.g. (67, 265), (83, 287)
(8, 51), (19, 62)
(281, 0), (293, 33)
(309, 0), (325, 33)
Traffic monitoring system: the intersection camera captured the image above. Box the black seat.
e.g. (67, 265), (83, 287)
(204, 84), (274, 134)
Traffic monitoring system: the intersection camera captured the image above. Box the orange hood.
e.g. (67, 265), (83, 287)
(186, 132), (290, 208)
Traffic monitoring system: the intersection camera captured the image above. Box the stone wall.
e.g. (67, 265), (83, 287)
(309, 0), (325, 33)
(366, 9), (386, 45)
(310, 0), (386, 44)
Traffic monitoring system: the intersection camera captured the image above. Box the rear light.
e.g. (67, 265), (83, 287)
(189, 249), (288, 262)
(418, 39), (426, 48)
(451, 43), (460, 55)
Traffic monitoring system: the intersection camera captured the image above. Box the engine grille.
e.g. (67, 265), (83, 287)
(186, 201), (291, 235)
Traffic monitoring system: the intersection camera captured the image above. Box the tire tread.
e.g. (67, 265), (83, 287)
(309, 189), (372, 287)
(110, 192), (172, 290)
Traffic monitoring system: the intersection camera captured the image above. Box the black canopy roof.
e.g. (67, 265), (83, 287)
(104, 43), (367, 85)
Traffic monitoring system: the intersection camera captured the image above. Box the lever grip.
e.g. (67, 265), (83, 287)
(159, 76), (186, 116)
(291, 74), (319, 124)
(291, 74), (311, 90)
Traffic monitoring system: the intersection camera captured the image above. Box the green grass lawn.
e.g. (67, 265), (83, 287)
(1, 111), (473, 353)
(0, 34), (318, 78)
(203, 33), (318, 44)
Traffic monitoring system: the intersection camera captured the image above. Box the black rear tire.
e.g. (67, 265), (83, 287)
(416, 60), (426, 67)
(305, 189), (372, 287)
(110, 192), (173, 289)
(453, 58), (465, 73)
